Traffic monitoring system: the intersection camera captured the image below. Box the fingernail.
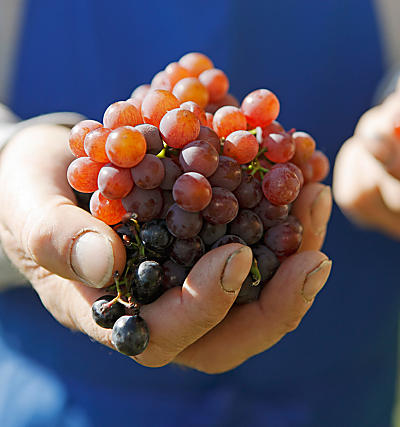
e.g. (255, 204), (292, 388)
(70, 231), (114, 288)
(221, 246), (253, 293)
(311, 186), (332, 235)
(302, 259), (332, 302)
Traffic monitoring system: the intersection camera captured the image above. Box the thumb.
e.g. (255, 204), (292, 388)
(134, 243), (253, 367)
(0, 124), (126, 288)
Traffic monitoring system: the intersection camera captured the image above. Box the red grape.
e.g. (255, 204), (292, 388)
(201, 187), (239, 224)
(166, 203), (203, 238)
(264, 216), (303, 257)
(262, 131), (295, 163)
(172, 77), (209, 108)
(98, 163), (134, 199)
(213, 106), (247, 138)
(197, 126), (221, 152)
(180, 101), (207, 126)
(90, 190), (127, 225)
(84, 127), (111, 163)
(179, 52), (214, 77)
(233, 172), (263, 208)
(67, 157), (104, 193)
(223, 130), (259, 164)
(160, 158), (183, 190)
(179, 140), (219, 177)
(291, 131), (316, 164)
(135, 124), (164, 155)
(141, 89), (180, 127)
(103, 101), (142, 129)
(208, 156), (242, 191)
(199, 68), (229, 103)
(241, 89), (280, 128)
(262, 165), (301, 205)
(69, 120), (102, 158)
(172, 172), (212, 212)
(122, 187), (163, 222)
(131, 154), (165, 189)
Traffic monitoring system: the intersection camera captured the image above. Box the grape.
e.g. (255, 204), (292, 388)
(173, 172), (212, 212)
(252, 244), (280, 283)
(160, 158), (183, 190)
(205, 112), (214, 129)
(211, 234), (246, 249)
(141, 89), (180, 127)
(131, 154), (165, 189)
(90, 190), (127, 225)
(262, 131), (295, 163)
(213, 106), (247, 138)
(126, 97), (142, 111)
(291, 131), (316, 164)
(223, 130), (259, 164)
(112, 315), (149, 356)
(235, 276), (261, 305)
(84, 127), (111, 164)
(241, 89), (280, 128)
(233, 172), (263, 208)
(261, 121), (284, 137)
(122, 187), (163, 222)
(197, 126), (221, 152)
(98, 163), (134, 199)
(166, 203), (203, 238)
(130, 84), (151, 102)
(69, 120), (102, 158)
(206, 93), (240, 114)
(172, 77), (209, 108)
(67, 157), (104, 193)
(272, 162), (304, 189)
(199, 68), (229, 103)
(264, 215), (303, 257)
(160, 190), (175, 219)
(151, 71), (172, 91)
(140, 219), (174, 251)
(308, 150), (330, 182)
(135, 124), (164, 155)
(132, 260), (164, 304)
(159, 108), (200, 149)
(202, 187), (239, 224)
(92, 295), (125, 329)
(180, 101), (207, 126)
(208, 156), (242, 191)
(254, 198), (289, 229)
(179, 52), (214, 77)
(162, 260), (187, 289)
(200, 222), (227, 246)
(228, 209), (263, 245)
(179, 140), (219, 177)
(262, 165), (301, 206)
(105, 126), (146, 168)
(170, 236), (205, 266)
(165, 62), (191, 87)
(103, 101), (142, 129)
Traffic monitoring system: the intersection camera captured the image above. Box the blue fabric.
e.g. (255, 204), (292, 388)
(3, 0), (398, 426)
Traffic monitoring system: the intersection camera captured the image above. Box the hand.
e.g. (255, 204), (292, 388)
(333, 84), (400, 237)
(0, 124), (332, 373)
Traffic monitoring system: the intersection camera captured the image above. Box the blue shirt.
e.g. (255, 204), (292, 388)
(1, 1), (398, 426)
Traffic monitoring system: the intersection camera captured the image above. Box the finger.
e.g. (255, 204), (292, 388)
(291, 183), (332, 252)
(175, 251), (331, 373)
(133, 243), (253, 366)
(0, 124), (126, 288)
(333, 137), (400, 237)
(355, 95), (400, 180)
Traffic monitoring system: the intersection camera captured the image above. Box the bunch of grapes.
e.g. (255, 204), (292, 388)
(67, 52), (330, 357)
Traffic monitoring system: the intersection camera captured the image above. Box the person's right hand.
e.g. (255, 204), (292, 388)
(0, 123), (331, 374)
(334, 82), (400, 238)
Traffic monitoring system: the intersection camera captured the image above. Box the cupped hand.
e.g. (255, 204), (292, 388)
(334, 84), (400, 237)
(0, 124), (332, 373)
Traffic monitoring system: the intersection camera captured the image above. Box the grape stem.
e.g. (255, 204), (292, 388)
(250, 259), (261, 287)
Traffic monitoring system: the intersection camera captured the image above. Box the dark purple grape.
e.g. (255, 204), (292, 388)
(202, 187), (239, 224)
(140, 219), (174, 251)
(166, 204), (203, 238)
(170, 236), (205, 266)
(233, 172), (263, 208)
(122, 187), (163, 222)
(208, 156), (242, 191)
(264, 215), (303, 257)
(160, 158), (182, 190)
(252, 244), (280, 283)
(132, 260), (164, 304)
(112, 315), (149, 356)
(211, 234), (246, 249)
(135, 123), (164, 155)
(200, 222), (227, 246)
(235, 275), (262, 305)
(160, 190), (174, 219)
(162, 260), (188, 289)
(92, 295), (125, 329)
(229, 209), (263, 245)
(254, 197), (289, 229)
